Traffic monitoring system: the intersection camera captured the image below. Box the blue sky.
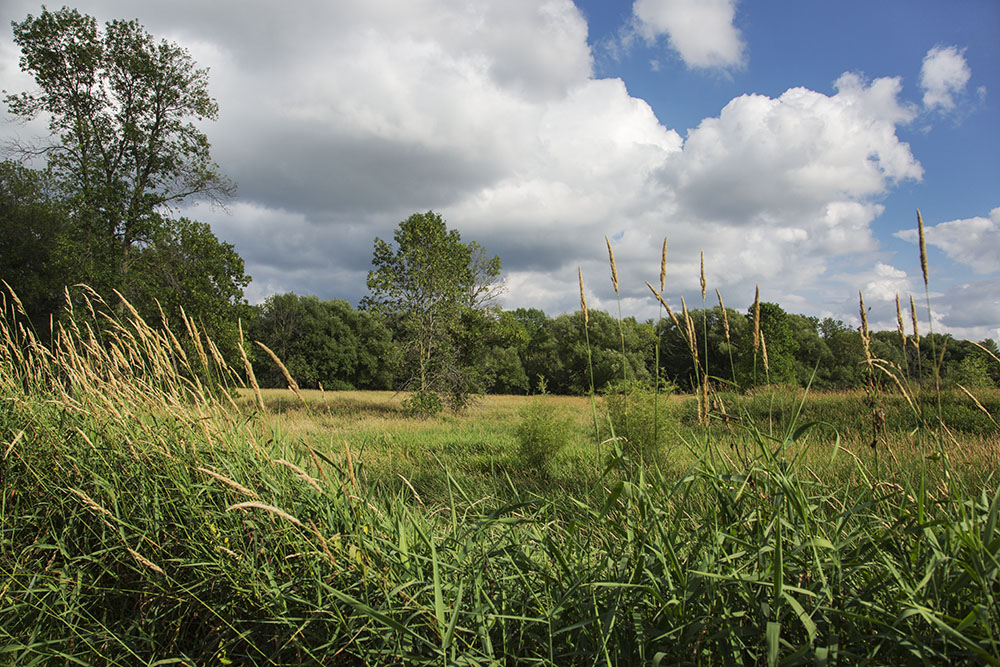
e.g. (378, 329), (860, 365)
(2, 0), (998, 339)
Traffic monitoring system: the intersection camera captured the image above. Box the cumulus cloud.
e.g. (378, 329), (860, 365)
(920, 45), (972, 112)
(0, 0), (954, 334)
(895, 207), (1000, 274)
(937, 278), (1000, 338)
(632, 0), (745, 69)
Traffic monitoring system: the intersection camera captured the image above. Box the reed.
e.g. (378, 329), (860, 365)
(0, 231), (997, 666)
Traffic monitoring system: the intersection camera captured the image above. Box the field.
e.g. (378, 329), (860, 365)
(2, 289), (1000, 665)
(248, 387), (999, 504)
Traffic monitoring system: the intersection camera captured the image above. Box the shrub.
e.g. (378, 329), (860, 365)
(603, 379), (678, 466)
(402, 390), (443, 417)
(515, 399), (573, 476)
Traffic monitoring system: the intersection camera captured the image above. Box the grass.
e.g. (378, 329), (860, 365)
(2, 256), (999, 665)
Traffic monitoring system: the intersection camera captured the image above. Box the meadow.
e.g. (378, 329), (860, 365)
(2, 237), (999, 665)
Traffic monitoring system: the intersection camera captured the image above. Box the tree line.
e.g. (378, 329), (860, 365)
(247, 287), (1000, 397)
(3, 7), (997, 410)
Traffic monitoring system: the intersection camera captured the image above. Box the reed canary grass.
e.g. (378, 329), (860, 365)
(272, 458), (324, 493)
(238, 319), (265, 413)
(699, 250), (706, 301)
(605, 236), (619, 294)
(126, 547), (165, 575)
(917, 209), (929, 288)
(896, 294), (906, 348)
(226, 501), (303, 527)
(68, 488), (113, 519)
(859, 290), (873, 366)
(760, 331), (769, 373)
(255, 340), (308, 409)
(716, 289), (731, 343)
(660, 236), (667, 293)
(645, 282), (681, 330)
(196, 466), (259, 499)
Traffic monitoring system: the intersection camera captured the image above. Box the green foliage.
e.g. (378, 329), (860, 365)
(3, 7), (245, 352)
(657, 305), (750, 391)
(251, 293), (394, 390)
(602, 380), (678, 466)
(0, 160), (67, 333)
(741, 301), (798, 386)
(3, 294), (997, 664)
(126, 216), (250, 353)
(402, 389), (444, 418)
(515, 398), (574, 476)
(364, 211), (502, 407)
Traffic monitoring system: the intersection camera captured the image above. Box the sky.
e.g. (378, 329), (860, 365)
(2, 0), (998, 340)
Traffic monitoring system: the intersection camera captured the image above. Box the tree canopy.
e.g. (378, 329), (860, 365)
(363, 211), (503, 411)
(3, 7), (246, 349)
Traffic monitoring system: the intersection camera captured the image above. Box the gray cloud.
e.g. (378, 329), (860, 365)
(0, 0), (987, 337)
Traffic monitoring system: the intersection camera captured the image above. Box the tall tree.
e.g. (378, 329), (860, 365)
(363, 211), (502, 410)
(4, 7), (247, 351)
(5, 7), (235, 296)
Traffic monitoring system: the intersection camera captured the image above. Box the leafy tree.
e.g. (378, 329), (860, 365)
(787, 313), (834, 387)
(363, 211), (502, 409)
(0, 160), (67, 332)
(738, 301), (797, 386)
(4, 8), (246, 350)
(818, 318), (865, 389)
(543, 311), (651, 395)
(251, 294), (393, 390)
(126, 216), (250, 351)
(6, 7), (234, 294)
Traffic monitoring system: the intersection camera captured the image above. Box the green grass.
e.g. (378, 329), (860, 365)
(2, 287), (999, 665)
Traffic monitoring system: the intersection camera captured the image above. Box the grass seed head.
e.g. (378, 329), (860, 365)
(255, 341), (308, 409)
(605, 236), (619, 295)
(716, 288), (731, 342)
(895, 294), (906, 347)
(917, 209), (929, 288)
(700, 251), (706, 301)
(761, 332), (770, 373)
(859, 290), (873, 365)
(660, 236), (667, 293)
(578, 267), (588, 325)
(752, 285), (760, 352)
(227, 501), (303, 527)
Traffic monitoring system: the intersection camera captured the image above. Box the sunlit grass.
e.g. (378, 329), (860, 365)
(2, 275), (998, 665)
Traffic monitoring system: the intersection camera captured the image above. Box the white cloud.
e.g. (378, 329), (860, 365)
(2, 0), (970, 338)
(937, 278), (1000, 341)
(920, 45), (971, 112)
(666, 73), (921, 253)
(862, 262), (912, 303)
(895, 207), (1000, 274)
(633, 0), (745, 69)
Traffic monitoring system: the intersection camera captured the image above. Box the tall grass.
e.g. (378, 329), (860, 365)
(2, 236), (999, 665)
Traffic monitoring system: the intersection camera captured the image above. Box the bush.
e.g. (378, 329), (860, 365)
(515, 399), (573, 476)
(603, 379), (678, 466)
(402, 390), (443, 417)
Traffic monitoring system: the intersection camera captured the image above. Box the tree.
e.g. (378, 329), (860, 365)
(4, 8), (247, 352)
(5, 7), (234, 297)
(740, 301), (797, 386)
(126, 216), (250, 351)
(251, 294), (394, 391)
(0, 160), (67, 332)
(363, 211), (502, 410)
